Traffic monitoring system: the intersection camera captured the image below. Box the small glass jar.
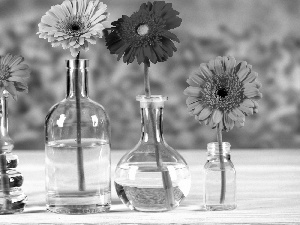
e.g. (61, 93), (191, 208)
(204, 142), (236, 211)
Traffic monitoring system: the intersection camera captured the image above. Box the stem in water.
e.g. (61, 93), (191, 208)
(217, 124), (226, 204)
(143, 62), (174, 209)
(75, 52), (85, 191)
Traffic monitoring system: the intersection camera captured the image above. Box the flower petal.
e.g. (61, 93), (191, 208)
(224, 56), (236, 74)
(224, 113), (234, 131)
(241, 99), (254, 108)
(5, 82), (17, 100)
(51, 5), (66, 20)
(10, 64), (29, 72)
(197, 107), (212, 121)
(208, 115), (217, 128)
(90, 3), (107, 22)
(244, 88), (262, 99)
(228, 111), (238, 121)
(237, 67), (250, 82)
(70, 47), (79, 57)
(163, 30), (180, 43)
(252, 81), (262, 89)
(148, 46), (158, 64)
(7, 55), (23, 67)
(251, 100), (259, 113)
(235, 120), (245, 128)
(11, 70), (30, 78)
(186, 96), (201, 105)
(236, 61), (247, 72)
(186, 73), (206, 87)
(2, 54), (13, 65)
(211, 109), (223, 124)
(243, 71), (258, 84)
(8, 76), (26, 83)
(232, 108), (245, 119)
(41, 14), (58, 27)
(208, 59), (215, 71)
(187, 100), (201, 111)
(183, 86), (203, 97)
(192, 104), (205, 115)
(214, 56), (223, 75)
(238, 104), (253, 116)
(199, 64), (213, 80)
(218, 119), (224, 131)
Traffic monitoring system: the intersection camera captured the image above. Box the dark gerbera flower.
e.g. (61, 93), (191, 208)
(105, 1), (182, 66)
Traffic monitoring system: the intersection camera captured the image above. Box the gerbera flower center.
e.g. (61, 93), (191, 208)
(136, 24), (149, 36)
(117, 12), (165, 49)
(0, 65), (10, 80)
(65, 20), (84, 35)
(57, 16), (86, 37)
(203, 75), (244, 112)
(71, 23), (81, 31)
(216, 88), (228, 98)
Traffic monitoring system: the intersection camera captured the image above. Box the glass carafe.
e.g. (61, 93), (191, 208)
(204, 142), (236, 211)
(115, 95), (191, 212)
(45, 59), (111, 214)
(0, 91), (27, 214)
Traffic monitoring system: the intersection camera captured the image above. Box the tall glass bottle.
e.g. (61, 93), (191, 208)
(0, 91), (27, 214)
(45, 59), (111, 214)
(204, 142), (236, 211)
(115, 95), (191, 212)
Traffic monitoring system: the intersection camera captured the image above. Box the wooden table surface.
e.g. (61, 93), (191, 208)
(1, 149), (300, 224)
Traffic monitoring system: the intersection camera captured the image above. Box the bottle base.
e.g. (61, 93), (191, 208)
(115, 181), (186, 212)
(132, 206), (174, 212)
(46, 204), (110, 214)
(204, 204), (236, 211)
(0, 194), (27, 214)
(0, 208), (25, 215)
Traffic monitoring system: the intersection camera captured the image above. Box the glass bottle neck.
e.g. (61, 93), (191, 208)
(0, 92), (13, 153)
(140, 105), (164, 143)
(207, 142), (231, 161)
(66, 59), (89, 99)
(137, 95), (167, 144)
(0, 95), (9, 137)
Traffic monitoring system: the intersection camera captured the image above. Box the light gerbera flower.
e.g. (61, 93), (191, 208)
(37, 0), (108, 57)
(0, 54), (30, 100)
(184, 56), (262, 131)
(105, 1), (182, 65)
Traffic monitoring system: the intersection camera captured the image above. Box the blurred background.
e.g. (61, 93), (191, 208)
(0, 0), (300, 150)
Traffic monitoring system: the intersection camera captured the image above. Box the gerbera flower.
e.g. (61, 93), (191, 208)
(0, 54), (30, 100)
(184, 56), (262, 131)
(37, 0), (108, 57)
(105, 1), (182, 65)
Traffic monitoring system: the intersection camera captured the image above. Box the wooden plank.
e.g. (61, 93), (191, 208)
(0, 149), (299, 224)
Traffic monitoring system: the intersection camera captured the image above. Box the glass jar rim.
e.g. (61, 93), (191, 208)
(207, 142), (231, 154)
(66, 59), (89, 69)
(2, 90), (9, 98)
(136, 95), (168, 102)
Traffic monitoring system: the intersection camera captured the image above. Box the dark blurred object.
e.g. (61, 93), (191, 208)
(1, 0), (300, 149)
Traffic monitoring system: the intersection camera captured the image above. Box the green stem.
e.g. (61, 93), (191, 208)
(217, 124), (226, 204)
(144, 63), (151, 98)
(144, 62), (174, 209)
(75, 52), (85, 191)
